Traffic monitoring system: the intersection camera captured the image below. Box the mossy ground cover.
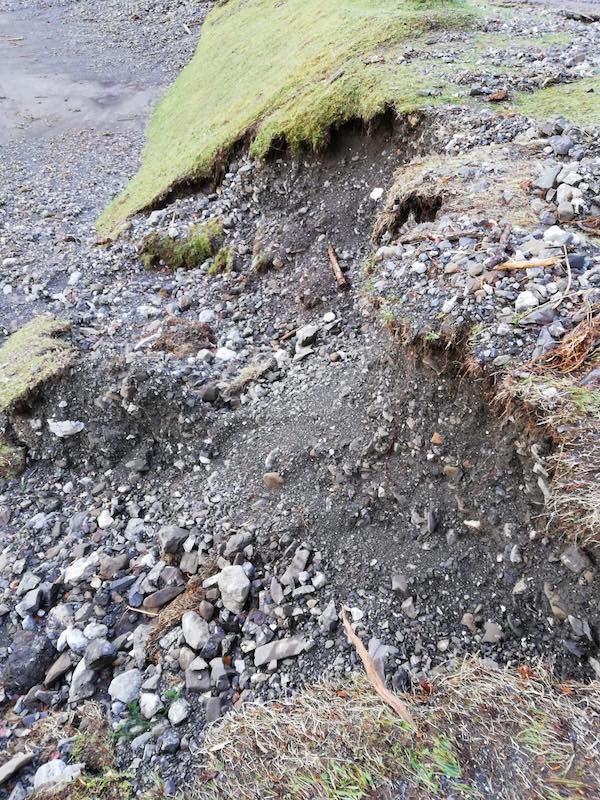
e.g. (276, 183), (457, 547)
(99, 0), (475, 234)
(139, 219), (223, 271)
(0, 316), (74, 413)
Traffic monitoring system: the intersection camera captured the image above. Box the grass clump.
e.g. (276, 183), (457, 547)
(139, 220), (223, 271)
(208, 245), (234, 276)
(513, 75), (600, 127)
(0, 316), (74, 413)
(196, 661), (600, 799)
(99, 0), (474, 234)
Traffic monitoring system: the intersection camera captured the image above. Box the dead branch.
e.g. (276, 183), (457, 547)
(328, 244), (348, 289)
(341, 607), (415, 727)
(493, 257), (560, 271)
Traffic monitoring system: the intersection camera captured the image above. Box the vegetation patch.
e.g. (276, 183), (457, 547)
(208, 245), (234, 277)
(513, 75), (600, 128)
(0, 316), (74, 413)
(139, 220), (224, 271)
(0, 440), (26, 479)
(99, 0), (475, 234)
(196, 661), (600, 799)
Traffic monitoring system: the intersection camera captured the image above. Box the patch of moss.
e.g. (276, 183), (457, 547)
(513, 76), (600, 127)
(99, 0), (475, 234)
(139, 220), (224, 271)
(208, 245), (234, 276)
(0, 316), (74, 413)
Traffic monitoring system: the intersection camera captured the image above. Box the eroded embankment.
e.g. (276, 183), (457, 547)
(1, 102), (600, 800)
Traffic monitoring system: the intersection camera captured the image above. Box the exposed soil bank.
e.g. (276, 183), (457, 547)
(0, 2), (599, 799)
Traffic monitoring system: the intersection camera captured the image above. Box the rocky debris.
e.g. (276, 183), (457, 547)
(168, 698), (191, 725)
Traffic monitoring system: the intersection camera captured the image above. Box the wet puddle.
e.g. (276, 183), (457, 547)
(0, 8), (159, 143)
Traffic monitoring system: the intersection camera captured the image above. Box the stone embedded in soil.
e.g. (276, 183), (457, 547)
(561, 545), (593, 574)
(108, 668), (143, 704)
(157, 525), (189, 554)
(254, 635), (310, 666)
(482, 621), (503, 644)
(263, 471), (284, 489)
(217, 565), (250, 613)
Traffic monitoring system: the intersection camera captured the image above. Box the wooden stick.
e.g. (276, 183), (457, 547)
(341, 608), (415, 727)
(493, 257), (560, 271)
(126, 606), (159, 617)
(328, 244), (348, 289)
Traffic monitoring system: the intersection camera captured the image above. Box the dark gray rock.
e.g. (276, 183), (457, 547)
(2, 630), (55, 695)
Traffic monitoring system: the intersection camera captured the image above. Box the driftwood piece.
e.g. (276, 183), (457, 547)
(328, 244), (348, 289)
(341, 608), (415, 727)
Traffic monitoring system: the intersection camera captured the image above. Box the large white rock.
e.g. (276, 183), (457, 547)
(217, 565), (250, 614)
(181, 611), (209, 651)
(108, 668), (142, 704)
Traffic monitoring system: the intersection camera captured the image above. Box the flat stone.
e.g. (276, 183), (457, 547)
(534, 164), (561, 190)
(203, 696), (222, 723)
(33, 760), (82, 790)
(401, 596), (418, 619)
(143, 586), (184, 609)
(295, 324), (319, 347)
(0, 753), (35, 786)
(44, 652), (72, 687)
(254, 635), (309, 666)
(515, 291), (539, 313)
(64, 553), (100, 584)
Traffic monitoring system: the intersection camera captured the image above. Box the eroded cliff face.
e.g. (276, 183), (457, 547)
(0, 1), (599, 798)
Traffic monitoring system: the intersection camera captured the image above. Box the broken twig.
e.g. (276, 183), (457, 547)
(341, 608), (415, 727)
(328, 244), (348, 289)
(493, 257), (560, 271)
